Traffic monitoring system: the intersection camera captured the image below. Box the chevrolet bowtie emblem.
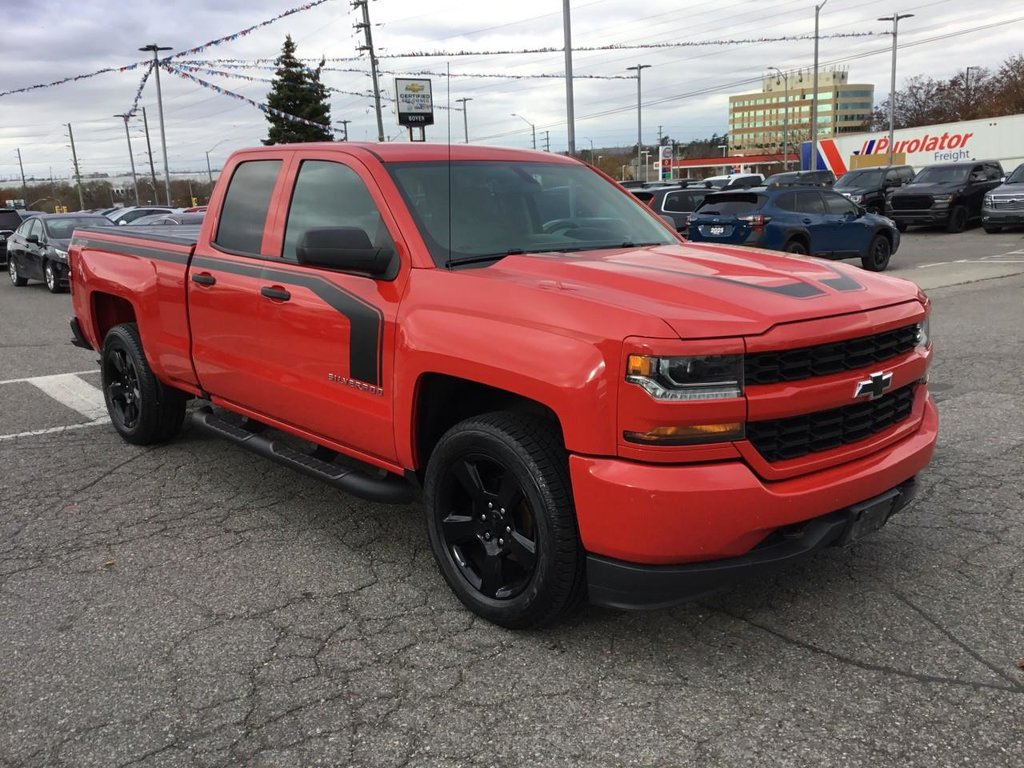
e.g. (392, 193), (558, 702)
(855, 371), (894, 400)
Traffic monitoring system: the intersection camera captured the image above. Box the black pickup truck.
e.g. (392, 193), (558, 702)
(887, 160), (1004, 233)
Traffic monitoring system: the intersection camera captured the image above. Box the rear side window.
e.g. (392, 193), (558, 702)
(773, 191), (797, 211)
(696, 194), (764, 215)
(282, 160), (394, 262)
(215, 160), (282, 255)
(793, 191), (825, 214)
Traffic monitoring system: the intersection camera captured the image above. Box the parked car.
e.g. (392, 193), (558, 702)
(106, 206), (176, 225)
(834, 165), (915, 215)
(7, 213), (114, 292)
(128, 212), (206, 226)
(981, 162), (1024, 233)
(631, 185), (711, 231)
(764, 169), (837, 188)
(0, 209), (44, 267)
(701, 173), (765, 190)
(887, 160), (1003, 232)
(687, 186), (900, 271)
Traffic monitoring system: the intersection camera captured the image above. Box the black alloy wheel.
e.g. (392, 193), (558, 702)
(9, 257), (27, 287)
(101, 323), (186, 445)
(784, 239), (808, 255)
(946, 205), (968, 233)
(423, 413), (584, 628)
(861, 234), (892, 272)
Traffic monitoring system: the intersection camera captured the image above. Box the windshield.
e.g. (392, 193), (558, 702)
(387, 161), (676, 266)
(835, 169), (883, 188)
(43, 217), (114, 240)
(912, 166), (970, 184)
(1006, 164), (1024, 184)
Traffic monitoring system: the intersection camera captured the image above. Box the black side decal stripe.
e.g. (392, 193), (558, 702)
(606, 259), (826, 298)
(191, 255), (384, 386)
(73, 237), (190, 264)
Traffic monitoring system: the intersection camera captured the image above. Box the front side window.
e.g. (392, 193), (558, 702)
(282, 161), (393, 261)
(214, 160), (282, 255)
(388, 161), (676, 267)
(823, 193), (859, 215)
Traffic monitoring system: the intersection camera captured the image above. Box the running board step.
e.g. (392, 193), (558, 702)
(188, 406), (416, 505)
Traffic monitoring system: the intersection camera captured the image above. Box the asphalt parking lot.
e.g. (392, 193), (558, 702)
(1, 226), (1023, 767)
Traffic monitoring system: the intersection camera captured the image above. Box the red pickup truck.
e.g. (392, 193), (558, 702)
(69, 143), (937, 628)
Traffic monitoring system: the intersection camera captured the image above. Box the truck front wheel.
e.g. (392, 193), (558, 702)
(101, 323), (186, 445)
(423, 412), (585, 628)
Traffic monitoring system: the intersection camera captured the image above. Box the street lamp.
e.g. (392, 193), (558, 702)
(767, 67), (790, 171)
(626, 64), (651, 187)
(455, 97), (472, 143)
(878, 13), (914, 166)
(511, 113), (536, 150)
(139, 43), (173, 206)
(810, 1), (828, 171)
(113, 113), (140, 205)
(717, 143), (728, 157)
(205, 138), (231, 187)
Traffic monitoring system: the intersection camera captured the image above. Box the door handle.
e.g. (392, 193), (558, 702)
(802, 218), (813, 224)
(191, 272), (216, 286)
(260, 285), (291, 301)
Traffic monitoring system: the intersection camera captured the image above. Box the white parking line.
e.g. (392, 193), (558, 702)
(25, 373), (108, 421)
(0, 369), (97, 386)
(0, 419), (111, 442)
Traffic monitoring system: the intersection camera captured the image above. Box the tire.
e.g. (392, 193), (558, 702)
(101, 323), (186, 445)
(9, 257), (27, 287)
(983, 225), (1002, 234)
(423, 412), (585, 629)
(784, 239), (808, 255)
(44, 261), (63, 293)
(896, 222), (908, 233)
(946, 205), (967, 233)
(861, 234), (892, 272)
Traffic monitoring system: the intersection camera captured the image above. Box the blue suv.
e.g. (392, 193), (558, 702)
(687, 187), (901, 271)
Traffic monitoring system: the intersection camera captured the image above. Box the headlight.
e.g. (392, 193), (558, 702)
(849, 194), (864, 203)
(932, 194), (952, 204)
(916, 316), (930, 348)
(984, 194), (994, 206)
(626, 354), (743, 401)
(55, 249), (69, 260)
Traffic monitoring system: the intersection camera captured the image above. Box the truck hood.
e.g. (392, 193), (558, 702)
(478, 242), (920, 340)
(891, 181), (963, 195)
(987, 182), (1024, 197)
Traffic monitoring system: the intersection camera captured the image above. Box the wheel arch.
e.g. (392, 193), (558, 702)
(89, 292), (138, 348)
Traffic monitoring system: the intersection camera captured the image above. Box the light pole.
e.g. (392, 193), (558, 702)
(455, 97), (472, 143)
(139, 44), (173, 206)
(205, 138), (230, 189)
(626, 64), (651, 186)
(810, 1), (828, 170)
(878, 13), (914, 166)
(511, 113), (536, 150)
(964, 65), (980, 118)
(641, 150), (650, 183)
(114, 113), (141, 205)
(768, 67), (790, 171)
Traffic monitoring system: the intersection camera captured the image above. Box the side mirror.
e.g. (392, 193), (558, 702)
(26, 234), (39, 244)
(296, 227), (394, 278)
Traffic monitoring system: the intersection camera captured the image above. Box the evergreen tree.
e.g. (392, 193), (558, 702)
(263, 35), (332, 145)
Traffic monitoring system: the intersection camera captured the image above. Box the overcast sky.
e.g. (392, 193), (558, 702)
(1, 0), (1022, 183)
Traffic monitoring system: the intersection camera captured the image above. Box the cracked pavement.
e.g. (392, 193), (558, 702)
(1, 268), (1022, 767)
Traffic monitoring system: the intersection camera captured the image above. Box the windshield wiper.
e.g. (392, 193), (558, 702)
(446, 249), (524, 268)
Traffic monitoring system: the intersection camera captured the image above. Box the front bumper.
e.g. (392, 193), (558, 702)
(982, 209), (1024, 226)
(572, 392), (938, 606)
(588, 478), (917, 609)
(890, 208), (948, 225)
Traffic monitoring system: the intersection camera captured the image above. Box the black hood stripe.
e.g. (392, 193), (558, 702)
(606, 258), (827, 298)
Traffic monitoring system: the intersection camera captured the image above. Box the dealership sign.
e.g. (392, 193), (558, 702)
(395, 78), (434, 127)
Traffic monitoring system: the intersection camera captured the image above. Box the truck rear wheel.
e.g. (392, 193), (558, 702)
(423, 412), (584, 628)
(101, 323), (186, 445)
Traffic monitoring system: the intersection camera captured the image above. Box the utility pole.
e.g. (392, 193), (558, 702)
(626, 64), (651, 182)
(139, 45), (173, 205)
(15, 148), (29, 204)
(114, 113), (141, 205)
(142, 107), (159, 199)
(335, 119), (351, 141)
(66, 123), (85, 211)
(454, 98), (472, 143)
(810, 1), (828, 170)
(353, 0), (384, 142)
(562, 0), (576, 155)
(878, 13), (914, 166)
(543, 131), (550, 152)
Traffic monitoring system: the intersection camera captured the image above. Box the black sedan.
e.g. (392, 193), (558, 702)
(7, 214), (113, 293)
